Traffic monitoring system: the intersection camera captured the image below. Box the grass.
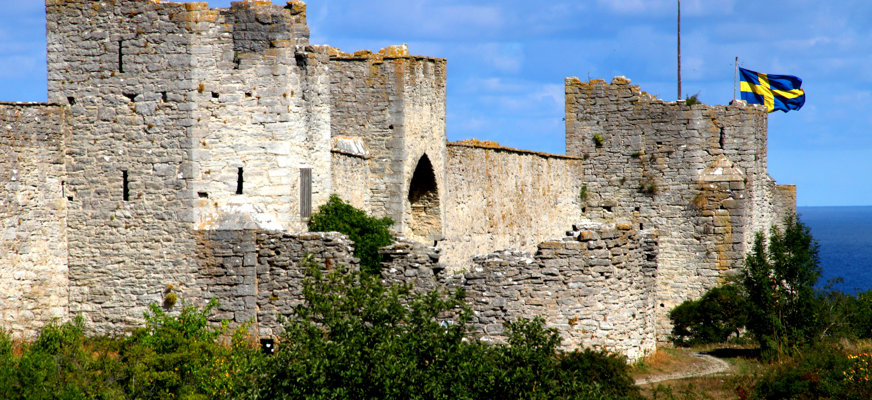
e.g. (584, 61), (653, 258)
(631, 344), (765, 400)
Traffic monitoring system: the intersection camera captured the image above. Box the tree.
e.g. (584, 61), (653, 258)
(308, 194), (395, 274)
(742, 214), (821, 358)
(669, 283), (747, 346)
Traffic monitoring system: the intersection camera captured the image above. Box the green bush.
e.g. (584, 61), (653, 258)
(0, 302), (265, 400)
(748, 343), (872, 400)
(259, 260), (641, 399)
(308, 194), (395, 274)
(120, 298), (264, 399)
(669, 283), (747, 346)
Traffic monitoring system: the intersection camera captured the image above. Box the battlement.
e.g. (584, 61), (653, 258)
(449, 139), (582, 160)
(329, 44), (445, 63)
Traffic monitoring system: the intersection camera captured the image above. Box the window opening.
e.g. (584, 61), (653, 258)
(118, 40), (124, 73)
(236, 167), (244, 194)
(122, 170), (129, 201)
(300, 168), (312, 219)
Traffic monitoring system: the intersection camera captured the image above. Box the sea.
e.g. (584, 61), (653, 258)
(798, 206), (872, 294)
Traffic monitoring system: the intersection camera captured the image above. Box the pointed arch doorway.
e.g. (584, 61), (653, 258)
(407, 154), (441, 241)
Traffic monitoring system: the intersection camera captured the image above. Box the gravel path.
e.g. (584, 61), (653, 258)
(634, 352), (731, 385)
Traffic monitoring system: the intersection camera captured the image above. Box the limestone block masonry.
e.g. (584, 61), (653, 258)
(0, 0), (795, 361)
(383, 222), (658, 361)
(0, 104), (69, 338)
(440, 140), (584, 271)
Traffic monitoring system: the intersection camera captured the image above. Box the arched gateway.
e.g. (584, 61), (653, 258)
(407, 154), (441, 241)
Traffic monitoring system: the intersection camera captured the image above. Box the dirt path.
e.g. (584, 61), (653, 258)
(634, 352), (731, 385)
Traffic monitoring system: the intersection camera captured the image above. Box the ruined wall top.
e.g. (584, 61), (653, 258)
(449, 139), (583, 160)
(46, 0), (309, 44)
(328, 44), (445, 63)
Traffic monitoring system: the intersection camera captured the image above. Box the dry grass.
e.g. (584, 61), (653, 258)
(631, 346), (710, 380)
(632, 345), (765, 400)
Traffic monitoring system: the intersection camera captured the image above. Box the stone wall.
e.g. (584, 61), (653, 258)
(196, 230), (357, 337)
(440, 141), (584, 271)
(329, 48), (447, 240)
(565, 77), (790, 337)
(0, 103), (69, 338)
(383, 222), (658, 362)
(330, 137), (370, 210)
(195, 224), (656, 361)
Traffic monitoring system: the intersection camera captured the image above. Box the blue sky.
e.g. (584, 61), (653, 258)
(2, 0), (871, 206)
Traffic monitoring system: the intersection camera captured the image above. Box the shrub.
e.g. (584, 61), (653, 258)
(592, 133), (605, 148)
(639, 177), (658, 195)
(308, 194), (394, 274)
(259, 260), (642, 399)
(120, 298), (264, 398)
(669, 283), (747, 346)
(749, 343), (870, 400)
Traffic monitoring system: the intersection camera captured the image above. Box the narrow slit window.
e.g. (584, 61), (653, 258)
(236, 167), (244, 194)
(118, 40), (124, 73)
(122, 170), (129, 201)
(300, 168), (312, 219)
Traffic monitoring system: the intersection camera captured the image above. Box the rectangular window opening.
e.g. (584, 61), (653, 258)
(122, 170), (130, 201)
(236, 167), (244, 194)
(300, 168), (312, 219)
(118, 40), (124, 73)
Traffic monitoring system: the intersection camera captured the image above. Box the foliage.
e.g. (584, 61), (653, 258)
(579, 184), (589, 203)
(0, 302), (265, 399)
(669, 283), (747, 346)
(742, 214), (822, 358)
(0, 263), (647, 399)
(749, 343), (872, 400)
(639, 176), (658, 195)
(0, 318), (127, 400)
(592, 133), (604, 148)
(120, 298), (263, 399)
(308, 194), (395, 274)
(684, 93), (701, 106)
(259, 260), (642, 399)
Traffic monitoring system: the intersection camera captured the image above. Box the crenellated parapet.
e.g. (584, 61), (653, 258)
(565, 76), (794, 339)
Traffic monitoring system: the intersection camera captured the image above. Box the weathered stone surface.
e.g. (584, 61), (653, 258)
(0, 0), (794, 362)
(565, 77), (795, 339)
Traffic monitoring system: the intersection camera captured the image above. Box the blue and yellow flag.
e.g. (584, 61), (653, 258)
(739, 67), (805, 113)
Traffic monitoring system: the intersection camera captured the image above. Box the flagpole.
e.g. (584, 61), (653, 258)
(677, 0), (681, 100)
(733, 57), (738, 101)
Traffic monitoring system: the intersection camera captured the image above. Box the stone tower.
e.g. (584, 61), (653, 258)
(328, 46), (448, 242)
(46, 0), (332, 331)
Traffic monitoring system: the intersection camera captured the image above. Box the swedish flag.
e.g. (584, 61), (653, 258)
(739, 67), (805, 113)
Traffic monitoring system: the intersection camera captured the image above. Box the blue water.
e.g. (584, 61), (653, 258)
(798, 206), (872, 294)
